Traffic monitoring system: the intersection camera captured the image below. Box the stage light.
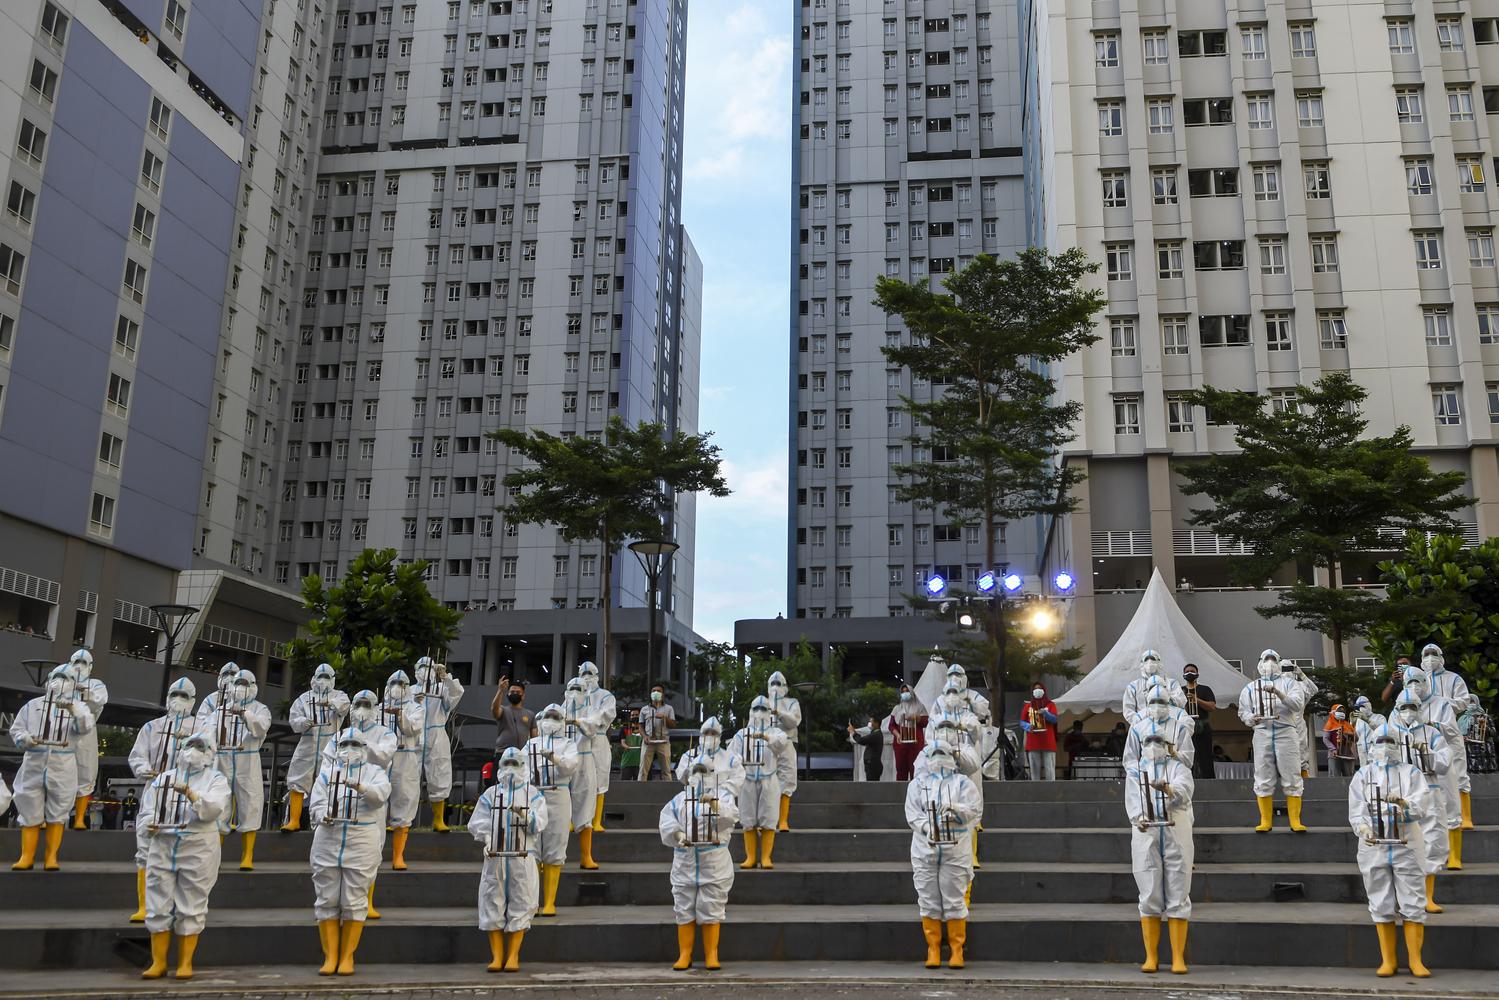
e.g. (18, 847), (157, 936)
(1029, 606), (1057, 632)
(1054, 571), (1076, 593)
(1002, 572), (1023, 593)
(925, 574), (947, 597)
(976, 571), (997, 593)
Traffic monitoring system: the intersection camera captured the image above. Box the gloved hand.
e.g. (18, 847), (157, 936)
(482, 835), (493, 854)
(14, 732), (35, 749)
(69, 702), (87, 718)
(1019, 720), (1032, 732)
(1357, 823), (1375, 842)
(673, 831), (688, 847)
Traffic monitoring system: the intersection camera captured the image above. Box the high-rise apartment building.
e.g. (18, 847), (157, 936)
(737, 0), (1040, 679)
(0, 0), (702, 707)
(1031, 0), (1499, 668)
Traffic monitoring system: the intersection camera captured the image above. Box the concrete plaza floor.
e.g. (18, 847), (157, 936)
(1, 961), (1494, 1000)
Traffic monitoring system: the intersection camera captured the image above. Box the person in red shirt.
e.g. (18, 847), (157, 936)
(887, 685), (928, 780)
(1021, 683), (1060, 780)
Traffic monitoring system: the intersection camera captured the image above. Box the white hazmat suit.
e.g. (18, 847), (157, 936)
(767, 672), (802, 826)
(906, 745), (981, 969)
(731, 697), (787, 870)
(379, 670), (425, 870)
(66, 650), (108, 825)
(1237, 650), (1309, 830)
(10, 666), (96, 870)
(1122, 650), (1186, 726)
(201, 670), (272, 844)
(1126, 736), (1194, 973)
(309, 729), (392, 976)
(285, 664), (350, 809)
(576, 661), (616, 831)
(413, 659), (464, 829)
(524, 704), (579, 915)
(661, 758), (740, 970)
(469, 752), (548, 935)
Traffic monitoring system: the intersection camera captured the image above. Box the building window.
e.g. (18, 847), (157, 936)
(1296, 91), (1324, 127)
(1438, 17), (1465, 51)
(88, 493), (115, 538)
(1147, 98), (1174, 134)
(1488, 383), (1499, 423)
(1396, 88), (1424, 124)
(1098, 100), (1123, 136)
(1388, 19), (1415, 55)
(1413, 230), (1443, 269)
(1182, 97), (1233, 125)
(1310, 235), (1340, 273)
(1241, 25), (1266, 60)
(1259, 237), (1287, 275)
(1156, 241), (1184, 279)
(1105, 242), (1133, 281)
(1432, 384), (1462, 426)
(1252, 163), (1280, 201)
(1245, 93), (1274, 129)
(1113, 394), (1141, 435)
(1101, 170), (1128, 208)
(1317, 310), (1349, 349)
(1095, 32), (1120, 67)
(1406, 158), (1434, 196)
(1265, 313), (1293, 352)
(1458, 157), (1486, 193)
(1142, 30), (1170, 65)
(1199, 314), (1251, 346)
(1449, 86), (1476, 123)
(1110, 317), (1137, 357)
(1468, 228), (1496, 268)
(1423, 306), (1454, 346)
(1304, 162), (1331, 199)
(1152, 168), (1178, 205)
(1166, 394), (1194, 432)
(1478, 304), (1499, 344)
(1161, 316), (1189, 356)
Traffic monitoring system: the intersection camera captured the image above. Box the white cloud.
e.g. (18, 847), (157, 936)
(684, 4), (790, 184)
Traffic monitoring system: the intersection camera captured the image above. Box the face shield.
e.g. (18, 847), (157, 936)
(167, 692), (195, 717)
(699, 726), (723, 753)
(946, 666), (968, 691)
(46, 669), (74, 701)
(218, 665), (238, 693)
(336, 736), (367, 767)
(1146, 697), (1171, 722)
(1141, 736), (1170, 762)
(767, 672), (788, 697)
(1140, 654), (1162, 678)
(1371, 737), (1399, 766)
(69, 651), (92, 681)
(927, 748), (956, 774)
(312, 666), (335, 695)
(497, 747), (526, 779)
(351, 697), (377, 725)
(1256, 659), (1277, 680)
(180, 735), (215, 770)
(538, 709), (565, 737)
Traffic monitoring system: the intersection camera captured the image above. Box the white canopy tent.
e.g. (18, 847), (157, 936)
(1054, 568), (1250, 714)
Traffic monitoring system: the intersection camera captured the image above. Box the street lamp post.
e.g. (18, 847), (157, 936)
(628, 539), (679, 692)
(21, 658), (54, 688)
(151, 603), (200, 704)
(793, 680), (819, 777)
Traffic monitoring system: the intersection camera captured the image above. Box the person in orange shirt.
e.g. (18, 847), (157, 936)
(1323, 703), (1358, 777)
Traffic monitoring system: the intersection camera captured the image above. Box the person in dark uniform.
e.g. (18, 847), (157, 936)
(1182, 664), (1218, 779)
(849, 717), (885, 782)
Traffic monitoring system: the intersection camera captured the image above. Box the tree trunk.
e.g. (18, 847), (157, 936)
(1328, 558), (1345, 671)
(983, 489), (1004, 722)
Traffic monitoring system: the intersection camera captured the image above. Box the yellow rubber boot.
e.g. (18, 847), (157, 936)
(922, 917), (942, 968)
(946, 918), (966, 968)
(1447, 828), (1464, 870)
(592, 793), (606, 832)
(1375, 922), (1398, 976)
(366, 878), (381, 920)
(1286, 796), (1308, 833)
(239, 831), (257, 871)
(1461, 791), (1474, 830)
(777, 794), (791, 832)
(42, 822), (64, 870)
(1168, 917), (1188, 973)
(175, 933), (199, 979)
(391, 827), (409, 870)
(1426, 874), (1443, 914)
(486, 930), (505, 972)
(130, 867), (147, 922)
(1405, 921), (1431, 978)
(579, 827), (599, 869)
(317, 918), (340, 975)
(432, 800), (449, 832)
(336, 919), (363, 975)
(12, 826), (39, 870)
(739, 830), (759, 869)
(759, 830), (776, 869)
(72, 795), (91, 830)
(504, 929), (524, 972)
(673, 921), (696, 970)
(702, 922), (721, 970)
(281, 791), (304, 832)
(964, 879), (973, 908)
(972, 828), (982, 869)
(1140, 916), (1161, 973)
(1254, 796), (1274, 833)
(141, 930), (171, 979)
(538, 864), (561, 915)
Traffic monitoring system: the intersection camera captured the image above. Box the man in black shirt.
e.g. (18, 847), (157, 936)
(848, 717), (884, 781)
(1182, 663), (1217, 778)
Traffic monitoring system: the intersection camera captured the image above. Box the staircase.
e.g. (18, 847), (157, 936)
(0, 775), (1495, 971)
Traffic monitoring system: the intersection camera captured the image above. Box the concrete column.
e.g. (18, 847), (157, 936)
(1472, 445), (1499, 540)
(1067, 456), (1101, 667)
(551, 631), (563, 680)
(1146, 453), (1178, 590)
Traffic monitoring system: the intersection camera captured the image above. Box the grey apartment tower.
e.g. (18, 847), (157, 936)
(0, 0), (702, 707)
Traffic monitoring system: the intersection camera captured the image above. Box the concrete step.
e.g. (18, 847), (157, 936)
(7, 826), (1492, 865)
(6, 861), (1495, 909)
(4, 902), (1498, 970)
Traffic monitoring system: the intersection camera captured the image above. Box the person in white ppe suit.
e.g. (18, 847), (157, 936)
(1275, 659), (1318, 778)
(379, 670), (424, 869)
(524, 703), (579, 915)
(66, 649), (108, 830)
(943, 661), (990, 723)
(766, 671), (802, 831)
(1390, 689), (1453, 913)
(561, 677), (601, 868)
(731, 696), (788, 869)
(137, 730), (230, 980)
(661, 753), (740, 970)
(196, 663), (241, 718)
(310, 728), (392, 976)
(1403, 665), (1466, 870)
(128, 677), (198, 921)
(926, 683), (985, 863)
(1126, 731), (1194, 974)
(203, 669), (271, 870)
(469, 747), (547, 972)
(0, 774), (9, 816)
(906, 741), (982, 970)
(1237, 649), (1309, 832)
(576, 661), (616, 832)
(282, 663), (350, 832)
(976, 708), (1003, 781)
(1353, 696), (1387, 767)
(674, 716), (747, 800)
(413, 657), (464, 832)
(1123, 650), (1186, 726)
(1421, 645), (1475, 830)
(11, 664), (96, 870)
(1350, 724), (1433, 978)
(322, 689), (397, 919)
(1124, 681), (1197, 771)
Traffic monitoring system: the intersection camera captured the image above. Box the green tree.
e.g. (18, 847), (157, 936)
(1366, 531), (1499, 704)
(875, 248), (1105, 714)
(1301, 664), (1391, 716)
(1179, 373), (1469, 669)
(693, 640), (898, 755)
(491, 417), (729, 683)
(287, 548), (463, 696)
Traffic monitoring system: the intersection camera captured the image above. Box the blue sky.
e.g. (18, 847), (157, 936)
(681, 1), (792, 642)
